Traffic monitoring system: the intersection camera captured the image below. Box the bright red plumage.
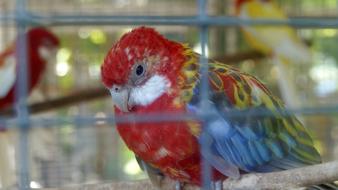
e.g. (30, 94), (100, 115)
(100, 26), (287, 185)
(0, 27), (59, 109)
(102, 26), (338, 190)
(101, 26), (295, 185)
(101, 27), (185, 88)
(101, 26), (291, 185)
(101, 27), (226, 185)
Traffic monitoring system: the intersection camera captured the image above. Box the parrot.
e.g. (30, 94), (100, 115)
(0, 27), (60, 110)
(101, 27), (337, 189)
(0, 27), (59, 188)
(235, 0), (311, 109)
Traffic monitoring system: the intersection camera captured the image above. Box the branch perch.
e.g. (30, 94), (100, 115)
(0, 87), (109, 117)
(46, 160), (338, 190)
(213, 50), (264, 64)
(223, 160), (338, 189)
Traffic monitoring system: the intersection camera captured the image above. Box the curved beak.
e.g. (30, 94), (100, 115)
(109, 87), (131, 112)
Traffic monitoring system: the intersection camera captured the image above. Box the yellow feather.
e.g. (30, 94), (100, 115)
(187, 121), (201, 136)
(240, 1), (309, 62)
(282, 119), (298, 137)
(176, 45), (200, 105)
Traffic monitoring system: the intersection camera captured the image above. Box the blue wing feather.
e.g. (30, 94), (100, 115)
(186, 64), (322, 178)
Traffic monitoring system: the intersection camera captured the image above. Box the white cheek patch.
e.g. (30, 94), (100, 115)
(0, 55), (16, 98)
(38, 46), (54, 61)
(129, 74), (171, 106)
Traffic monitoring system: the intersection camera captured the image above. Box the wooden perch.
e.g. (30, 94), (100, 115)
(223, 160), (338, 189)
(47, 160), (338, 190)
(213, 50), (264, 64)
(0, 87), (110, 117)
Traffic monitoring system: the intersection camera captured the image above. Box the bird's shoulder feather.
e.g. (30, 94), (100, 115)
(179, 55), (321, 175)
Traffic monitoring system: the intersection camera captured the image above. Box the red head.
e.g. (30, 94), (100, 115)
(102, 27), (184, 87)
(28, 27), (59, 68)
(25, 27), (60, 97)
(27, 27), (60, 51)
(25, 27), (59, 83)
(101, 27), (186, 112)
(0, 27), (59, 109)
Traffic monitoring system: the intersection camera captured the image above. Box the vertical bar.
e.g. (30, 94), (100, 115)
(198, 0), (212, 189)
(199, 27), (212, 190)
(15, 0), (30, 189)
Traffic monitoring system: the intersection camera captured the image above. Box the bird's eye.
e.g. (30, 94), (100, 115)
(133, 63), (147, 78)
(136, 64), (144, 76)
(131, 62), (147, 84)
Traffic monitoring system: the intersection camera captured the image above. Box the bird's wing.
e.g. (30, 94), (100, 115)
(177, 48), (241, 178)
(239, 1), (310, 62)
(186, 60), (321, 177)
(0, 52), (16, 98)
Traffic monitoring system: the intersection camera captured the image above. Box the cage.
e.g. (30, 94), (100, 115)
(0, 0), (337, 189)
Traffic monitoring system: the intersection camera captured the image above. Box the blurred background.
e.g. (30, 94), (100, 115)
(0, 0), (338, 189)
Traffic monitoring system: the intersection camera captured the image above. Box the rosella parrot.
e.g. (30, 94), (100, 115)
(101, 27), (336, 189)
(0, 27), (59, 109)
(235, 0), (311, 109)
(0, 27), (59, 187)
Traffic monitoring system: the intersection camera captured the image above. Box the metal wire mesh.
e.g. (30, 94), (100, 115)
(0, 0), (338, 189)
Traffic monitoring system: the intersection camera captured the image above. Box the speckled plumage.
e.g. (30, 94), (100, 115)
(101, 27), (325, 187)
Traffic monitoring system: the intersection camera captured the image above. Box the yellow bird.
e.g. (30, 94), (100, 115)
(235, 0), (311, 108)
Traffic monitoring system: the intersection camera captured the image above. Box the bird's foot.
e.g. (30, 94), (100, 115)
(213, 180), (223, 190)
(148, 173), (165, 188)
(175, 180), (185, 190)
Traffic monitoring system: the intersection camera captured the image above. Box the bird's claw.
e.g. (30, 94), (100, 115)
(175, 181), (184, 190)
(213, 180), (223, 190)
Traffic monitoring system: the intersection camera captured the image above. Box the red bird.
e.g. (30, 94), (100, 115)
(0, 27), (59, 110)
(102, 27), (211, 185)
(101, 27), (336, 189)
